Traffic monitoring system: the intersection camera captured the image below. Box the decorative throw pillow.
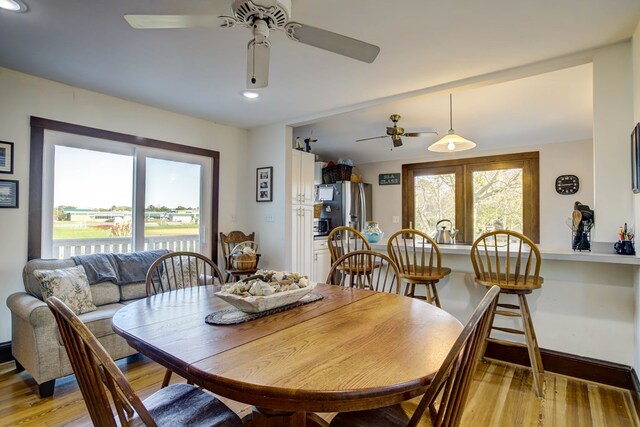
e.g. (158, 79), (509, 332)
(35, 266), (97, 315)
(160, 256), (200, 289)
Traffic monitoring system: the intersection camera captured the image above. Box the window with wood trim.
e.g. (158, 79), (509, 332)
(29, 117), (220, 260)
(402, 152), (539, 244)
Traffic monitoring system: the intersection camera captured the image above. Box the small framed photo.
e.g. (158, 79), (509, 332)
(256, 166), (273, 202)
(0, 179), (18, 208)
(0, 141), (14, 174)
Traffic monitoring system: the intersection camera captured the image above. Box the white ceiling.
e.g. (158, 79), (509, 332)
(0, 1), (638, 148)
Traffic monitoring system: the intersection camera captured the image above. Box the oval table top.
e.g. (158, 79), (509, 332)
(112, 284), (463, 417)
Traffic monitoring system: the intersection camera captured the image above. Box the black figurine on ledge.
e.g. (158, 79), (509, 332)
(572, 201), (594, 251)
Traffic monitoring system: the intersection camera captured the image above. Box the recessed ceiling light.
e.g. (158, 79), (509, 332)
(241, 91), (260, 99)
(0, 0), (28, 12)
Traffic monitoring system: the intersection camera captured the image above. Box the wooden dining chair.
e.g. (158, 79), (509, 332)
(146, 251), (224, 387)
(220, 230), (260, 282)
(326, 250), (401, 294)
(146, 251), (225, 296)
(329, 285), (500, 427)
(470, 230), (544, 397)
(327, 226), (371, 264)
(387, 229), (451, 307)
(46, 296), (242, 427)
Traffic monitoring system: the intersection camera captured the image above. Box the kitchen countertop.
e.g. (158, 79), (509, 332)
(369, 239), (640, 266)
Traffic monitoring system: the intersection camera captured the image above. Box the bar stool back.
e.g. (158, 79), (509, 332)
(470, 229), (544, 397)
(387, 229), (451, 308)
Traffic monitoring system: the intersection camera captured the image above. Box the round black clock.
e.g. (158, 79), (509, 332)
(555, 175), (579, 195)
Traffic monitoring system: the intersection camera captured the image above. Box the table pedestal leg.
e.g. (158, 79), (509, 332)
(251, 408), (328, 427)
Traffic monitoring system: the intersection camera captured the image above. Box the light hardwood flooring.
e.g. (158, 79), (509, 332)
(0, 356), (638, 426)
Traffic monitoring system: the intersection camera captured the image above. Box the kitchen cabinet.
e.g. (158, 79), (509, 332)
(291, 204), (314, 275)
(291, 149), (315, 275)
(312, 238), (331, 283)
(291, 150), (315, 205)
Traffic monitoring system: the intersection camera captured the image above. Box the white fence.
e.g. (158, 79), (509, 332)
(52, 235), (199, 258)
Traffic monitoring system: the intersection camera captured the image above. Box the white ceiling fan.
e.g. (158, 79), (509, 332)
(124, 0), (380, 89)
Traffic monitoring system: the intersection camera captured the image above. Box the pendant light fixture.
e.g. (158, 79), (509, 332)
(428, 94), (476, 152)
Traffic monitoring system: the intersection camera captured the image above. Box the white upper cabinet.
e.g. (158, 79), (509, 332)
(292, 150), (315, 205)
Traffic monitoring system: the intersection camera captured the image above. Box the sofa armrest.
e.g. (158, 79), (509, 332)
(6, 292), (53, 327)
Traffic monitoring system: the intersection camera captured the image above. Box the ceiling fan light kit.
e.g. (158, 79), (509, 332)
(0, 0), (27, 12)
(124, 0), (380, 90)
(428, 94), (476, 153)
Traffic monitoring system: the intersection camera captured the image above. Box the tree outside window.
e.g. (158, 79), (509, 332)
(403, 152), (539, 244)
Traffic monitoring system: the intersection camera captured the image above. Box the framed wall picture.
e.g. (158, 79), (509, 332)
(632, 123), (640, 193)
(0, 179), (18, 208)
(256, 166), (273, 202)
(0, 141), (14, 174)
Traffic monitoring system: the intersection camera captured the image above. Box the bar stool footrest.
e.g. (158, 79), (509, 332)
(486, 337), (527, 348)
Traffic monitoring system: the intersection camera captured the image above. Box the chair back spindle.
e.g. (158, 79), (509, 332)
(47, 297), (155, 427)
(407, 286), (500, 427)
(146, 251), (224, 296)
(326, 250), (400, 294)
(470, 230), (541, 289)
(327, 226), (371, 264)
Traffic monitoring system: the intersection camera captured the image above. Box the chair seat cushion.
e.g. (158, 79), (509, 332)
(133, 383), (242, 427)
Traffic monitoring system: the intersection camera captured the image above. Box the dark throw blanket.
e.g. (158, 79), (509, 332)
(72, 253), (120, 285)
(112, 249), (169, 284)
(72, 249), (169, 285)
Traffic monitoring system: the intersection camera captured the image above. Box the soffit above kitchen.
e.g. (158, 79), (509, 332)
(293, 64), (594, 164)
(0, 1), (637, 129)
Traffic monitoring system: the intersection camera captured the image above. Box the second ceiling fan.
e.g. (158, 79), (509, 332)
(124, 0), (380, 89)
(356, 114), (437, 148)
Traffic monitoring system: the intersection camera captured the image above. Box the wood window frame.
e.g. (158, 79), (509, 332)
(28, 116), (220, 261)
(402, 152), (539, 244)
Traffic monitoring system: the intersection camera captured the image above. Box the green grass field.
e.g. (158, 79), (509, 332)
(53, 221), (198, 239)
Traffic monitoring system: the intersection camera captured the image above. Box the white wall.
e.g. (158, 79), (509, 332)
(246, 124), (291, 271)
(631, 20), (640, 373)
(0, 67), (249, 343)
(592, 43), (634, 241)
(357, 139), (594, 250)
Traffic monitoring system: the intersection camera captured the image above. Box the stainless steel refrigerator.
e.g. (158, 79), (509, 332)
(315, 181), (372, 232)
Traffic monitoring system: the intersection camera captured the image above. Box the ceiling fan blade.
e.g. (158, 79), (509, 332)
(124, 15), (225, 29)
(404, 131), (438, 137)
(247, 41), (270, 89)
(355, 135), (388, 143)
(286, 23), (380, 63)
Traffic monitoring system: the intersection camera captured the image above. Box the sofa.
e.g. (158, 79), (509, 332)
(6, 250), (168, 397)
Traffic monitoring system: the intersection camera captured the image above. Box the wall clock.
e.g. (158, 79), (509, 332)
(555, 174), (579, 195)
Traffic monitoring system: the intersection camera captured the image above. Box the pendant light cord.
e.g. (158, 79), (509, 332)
(449, 93), (453, 131)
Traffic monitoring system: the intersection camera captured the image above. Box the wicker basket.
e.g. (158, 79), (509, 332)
(230, 241), (259, 270)
(231, 253), (257, 270)
(322, 164), (352, 184)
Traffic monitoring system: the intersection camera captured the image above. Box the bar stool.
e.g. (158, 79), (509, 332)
(470, 230), (544, 397)
(327, 226), (371, 263)
(387, 229), (451, 308)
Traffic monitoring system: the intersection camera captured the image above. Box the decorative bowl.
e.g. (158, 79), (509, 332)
(215, 283), (316, 313)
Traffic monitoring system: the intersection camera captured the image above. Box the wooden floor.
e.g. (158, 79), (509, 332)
(0, 356), (638, 426)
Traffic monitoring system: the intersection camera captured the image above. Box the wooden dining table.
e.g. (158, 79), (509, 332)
(112, 284), (463, 426)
